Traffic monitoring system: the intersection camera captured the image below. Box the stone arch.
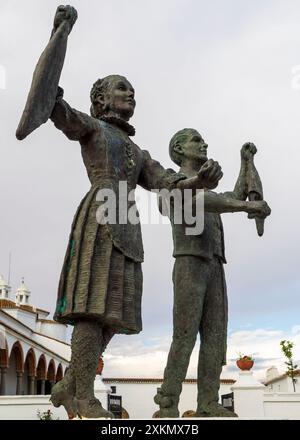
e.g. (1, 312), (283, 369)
(0, 339), (9, 395)
(36, 354), (47, 395)
(47, 359), (56, 381)
(23, 348), (37, 395)
(9, 341), (24, 372)
(45, 359), (56, 394)
(5, 341), (25, 395)
(37, 354), (47, 380)
(0, 340), (9, 368)
(0, 324), (8, 364)
(56, 363), (63, 383)
(24, 348), (36, 376)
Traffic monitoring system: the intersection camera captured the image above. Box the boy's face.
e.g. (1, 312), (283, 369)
(182, 130), (208, 163)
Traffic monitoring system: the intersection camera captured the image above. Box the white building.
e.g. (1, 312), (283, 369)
(264, 366), (300, 393)
(0, 275), (70, 396)
(103, 378), (235, 418)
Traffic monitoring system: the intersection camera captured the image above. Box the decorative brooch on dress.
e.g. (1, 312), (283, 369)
(125, 142), (136, 176)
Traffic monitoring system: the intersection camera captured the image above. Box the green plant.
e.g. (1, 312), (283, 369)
(237, 353), (254, 361)
(280, 340), (298, 392)
(37, 409), (58, 420)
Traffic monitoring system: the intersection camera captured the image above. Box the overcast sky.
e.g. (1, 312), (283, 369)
(0, 0), (300, 381)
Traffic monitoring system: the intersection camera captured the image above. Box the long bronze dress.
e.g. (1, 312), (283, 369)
(50, 97), (184, 335)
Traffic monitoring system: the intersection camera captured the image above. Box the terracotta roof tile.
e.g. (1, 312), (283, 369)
(0, 299), (49, 316)
(0, 299), (18, 308)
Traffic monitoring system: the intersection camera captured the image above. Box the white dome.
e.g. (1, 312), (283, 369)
(0, 274), (11, 299)
(16, 280), (30, 293)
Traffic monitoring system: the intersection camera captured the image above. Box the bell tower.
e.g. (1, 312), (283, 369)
(0, 275), (11, 299)
(15, 278), (31, 305)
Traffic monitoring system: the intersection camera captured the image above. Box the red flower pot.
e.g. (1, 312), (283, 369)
(236, 359), (254, 371)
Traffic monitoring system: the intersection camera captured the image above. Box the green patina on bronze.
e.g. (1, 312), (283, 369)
(57, 296), (67, 315)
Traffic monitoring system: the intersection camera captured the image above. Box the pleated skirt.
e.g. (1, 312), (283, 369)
(54, 186), (143, 335)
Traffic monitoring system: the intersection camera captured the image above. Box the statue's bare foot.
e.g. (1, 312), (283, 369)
(153, 392), (179, 418)
(76, 398), (114, 419)
(50, 380), (77, 419)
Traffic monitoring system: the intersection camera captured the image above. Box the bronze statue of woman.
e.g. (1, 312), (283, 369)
(16, 6), (222, 418)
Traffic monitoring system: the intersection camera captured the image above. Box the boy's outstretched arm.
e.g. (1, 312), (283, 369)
(203, 191), (271, 218)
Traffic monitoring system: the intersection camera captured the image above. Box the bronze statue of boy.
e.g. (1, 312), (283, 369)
(154, 128), (271, 417)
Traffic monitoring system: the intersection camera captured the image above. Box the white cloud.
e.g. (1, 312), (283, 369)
(292, 325), (300, 335)
(224, 326), (300, 380)
(104, 325), (300, 382)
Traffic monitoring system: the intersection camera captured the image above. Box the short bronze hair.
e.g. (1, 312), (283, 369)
(169, 128), (199, 166)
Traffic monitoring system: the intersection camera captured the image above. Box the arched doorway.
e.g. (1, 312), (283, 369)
(7, 342), (24, 395)
(45, 359), (55, 394)
(23, 348), (36, 395)
(0, 340), (9, 395)
(56, 363), (63, 383)
(36, 355), (47, 395)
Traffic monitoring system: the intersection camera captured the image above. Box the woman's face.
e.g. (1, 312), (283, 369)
(104, 78), (136, 120)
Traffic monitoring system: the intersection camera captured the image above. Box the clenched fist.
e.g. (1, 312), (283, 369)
(241, 142), (257, 161)
(198, 159), (223, 190)
(246, 200), (271, 219)
(53, 5), (78, 34)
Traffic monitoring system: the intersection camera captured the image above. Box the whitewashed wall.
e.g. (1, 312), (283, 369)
(0, 395), (68, 420)
(232, 372), (300, 419)
(0, 379), (110, 420)
(263, 393), (300, 419)
(266, 377), (300, 393)
(105, 382), (233, 419)
(2, 378), (300, 420)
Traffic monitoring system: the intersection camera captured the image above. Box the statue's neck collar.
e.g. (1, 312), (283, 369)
(99, 115), (135, 136)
